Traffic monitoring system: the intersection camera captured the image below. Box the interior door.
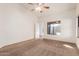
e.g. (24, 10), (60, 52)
(34, 23), (40, 39)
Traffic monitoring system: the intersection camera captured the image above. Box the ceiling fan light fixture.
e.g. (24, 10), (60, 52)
(35, 7), (42, 12)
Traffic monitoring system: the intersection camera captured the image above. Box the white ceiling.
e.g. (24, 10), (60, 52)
(22, 3), (77, 18)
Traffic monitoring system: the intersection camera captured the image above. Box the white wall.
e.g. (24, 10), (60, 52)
(0, 4), (38, 47)
(76, 4), (79, 48)
(39, 4), (76, 43)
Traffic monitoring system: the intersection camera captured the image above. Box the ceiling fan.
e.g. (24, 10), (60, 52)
(27, 3), (50, 13)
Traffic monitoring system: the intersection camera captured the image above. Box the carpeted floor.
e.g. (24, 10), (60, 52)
(0, 39), (79, 56)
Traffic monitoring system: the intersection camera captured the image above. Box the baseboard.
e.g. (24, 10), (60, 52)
(0, 38), (34, 48)
(43, 38), (76, 44)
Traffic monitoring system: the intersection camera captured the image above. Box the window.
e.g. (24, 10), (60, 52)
(47, 21), (61, 35)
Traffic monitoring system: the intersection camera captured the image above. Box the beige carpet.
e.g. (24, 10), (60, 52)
(0, 39), (79, 56)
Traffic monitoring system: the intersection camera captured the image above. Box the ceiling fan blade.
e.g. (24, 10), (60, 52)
(43, 6), (50, 9)
(28, 3), (33, 5)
